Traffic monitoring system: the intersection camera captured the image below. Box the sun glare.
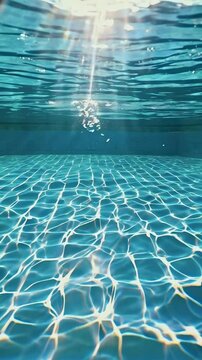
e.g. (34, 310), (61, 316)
(43, 0), (202, 17)
(44, 0), (135, 17)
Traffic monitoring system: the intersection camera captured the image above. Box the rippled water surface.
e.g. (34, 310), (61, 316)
(0, 0), (202, 130)
(0, 0), (202, 359)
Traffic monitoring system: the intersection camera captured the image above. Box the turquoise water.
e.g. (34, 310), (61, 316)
(0, 0), (202, 359)
(0, 155), (202, 359)
(0, 0), (202, 133)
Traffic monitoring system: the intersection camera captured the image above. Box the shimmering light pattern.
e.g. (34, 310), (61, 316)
(0, 155), (201, 359)
(41, 0), (202, 133)
(0, 0), (202, 129)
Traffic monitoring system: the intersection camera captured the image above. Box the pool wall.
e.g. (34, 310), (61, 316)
(0, 129), (202, 157)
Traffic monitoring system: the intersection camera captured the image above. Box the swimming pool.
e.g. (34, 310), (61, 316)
(0, 1), (202, 360)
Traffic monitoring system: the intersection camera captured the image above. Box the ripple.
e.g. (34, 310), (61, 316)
(0, 1), (202, 130)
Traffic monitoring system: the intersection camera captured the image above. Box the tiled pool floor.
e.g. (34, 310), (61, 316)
(0, 155), (201, 360)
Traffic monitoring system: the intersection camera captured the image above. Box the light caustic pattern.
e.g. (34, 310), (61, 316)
(0, 155), (202, 360)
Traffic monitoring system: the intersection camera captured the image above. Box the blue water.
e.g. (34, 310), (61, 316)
(0, 1), (202, 360)
(0, 155), (201, 359)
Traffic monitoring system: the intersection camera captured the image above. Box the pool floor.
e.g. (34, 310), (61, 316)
(0, 155), (201, 360)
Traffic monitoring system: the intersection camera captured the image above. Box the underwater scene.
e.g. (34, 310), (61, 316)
(0, 1), (202, 359)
